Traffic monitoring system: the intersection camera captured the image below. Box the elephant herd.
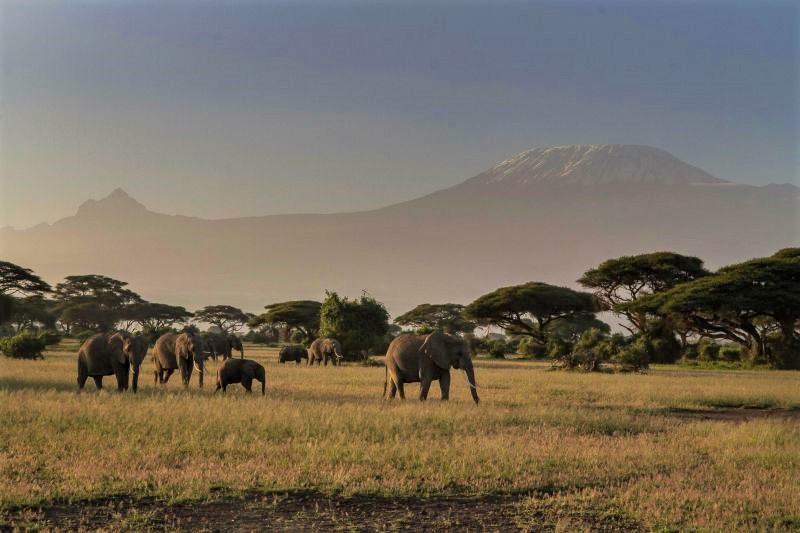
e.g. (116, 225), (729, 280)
(76, 331), (479, 404)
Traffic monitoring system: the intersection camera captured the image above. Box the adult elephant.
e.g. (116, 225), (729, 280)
(205, 333), (244, 360)
(279, 344), (308, 364)
(384, 331), (479, 404)
(308, 338), (344, 366)
(153, 331), (206, 387)
(77, 331), (149, 392)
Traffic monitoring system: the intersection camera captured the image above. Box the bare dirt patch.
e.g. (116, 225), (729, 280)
(1, 492), (643, 531)
(666, 407), (800, 422)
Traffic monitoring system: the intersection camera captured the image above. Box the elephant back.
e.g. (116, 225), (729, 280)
(80, 333), (115, 376)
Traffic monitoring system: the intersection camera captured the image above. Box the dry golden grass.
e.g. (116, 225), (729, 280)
(1, 340), (799, 530)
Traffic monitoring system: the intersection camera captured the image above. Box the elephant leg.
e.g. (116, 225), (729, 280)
(92, 376), (103, 390)
(77, 360), (88, 390)
(163, 369), (174, 384)
(397, 380), (406, 400)
(114, 365), (128, 392)
(439, 370), (451, 401)
(388, 380), (398, 399)
(242, 376), (253, 393)
(419, 378), (432, 401)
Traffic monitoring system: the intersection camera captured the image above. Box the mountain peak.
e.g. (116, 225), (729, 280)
(470, 144), (727, 186)
(76, 188), (147, 217)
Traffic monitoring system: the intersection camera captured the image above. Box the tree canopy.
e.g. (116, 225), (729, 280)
(127, 302), (193, 331)
(578, 252), (708, 333)
(464, 282), (597, 343)
(249, 300), (321, 340)
(394, 303), (476, 335)
(194, 305), (250, 333)
(0, 261), (51, 296)
(54, 275), (143, 333)
(319, 291), (389, 360)
(631, 249), (800, 368)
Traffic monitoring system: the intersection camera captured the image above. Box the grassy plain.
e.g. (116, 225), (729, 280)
(1, 340), (799, 530)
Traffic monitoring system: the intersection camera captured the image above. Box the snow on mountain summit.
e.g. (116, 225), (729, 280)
(471, 144), (726, 186)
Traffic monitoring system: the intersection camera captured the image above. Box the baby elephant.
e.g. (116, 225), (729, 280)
(279, 345), (308, 364)
(215, 359), (266, 395)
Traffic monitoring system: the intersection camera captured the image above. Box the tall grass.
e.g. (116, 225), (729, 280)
(1, 341), (799, 530)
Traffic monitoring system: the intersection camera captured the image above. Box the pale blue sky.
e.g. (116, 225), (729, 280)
(2, 1), (797, 228)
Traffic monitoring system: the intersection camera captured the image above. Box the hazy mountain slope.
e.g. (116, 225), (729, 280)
(2, 145), (797, 315)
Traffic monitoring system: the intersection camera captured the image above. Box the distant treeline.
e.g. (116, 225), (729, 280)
(1, 248), (798, 369)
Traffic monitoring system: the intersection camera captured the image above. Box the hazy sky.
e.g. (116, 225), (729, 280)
(1, 1), (797, 229)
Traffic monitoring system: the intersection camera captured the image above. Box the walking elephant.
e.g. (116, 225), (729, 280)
(215, 359), (266, 395)
(77, 331), (148, 392)
(279, 344), (308, 364)
(384, 331), (479, 404)
(204, 333), (244, 360)
(153, 331), (206, 387)
(308, 338), (344, 366)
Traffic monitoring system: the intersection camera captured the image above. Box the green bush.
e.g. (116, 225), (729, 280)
(38, 330), (62, 346)
(697, 339), (720, 361)
(487, 339), (509, 359)
(719, 344), (742, 362)
(0, 333), (47, 359)
(517, 337), (547, 358)
(612, 335), (650, 372)
(547, 336), (572, 359)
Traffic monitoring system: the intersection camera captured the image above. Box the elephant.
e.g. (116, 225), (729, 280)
(77, 331), (149, 392)
(204, 333), (244, 360)
(153, 331), (206, 387)
(384, 331), (479, 404)
(215, 358), (266, 395)
(279, 344), (308, 364)
(308, 338), (344, 366)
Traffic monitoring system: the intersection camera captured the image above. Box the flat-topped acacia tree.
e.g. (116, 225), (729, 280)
(194, 305), (250, 334)
(464, 282), (598, 345)
(249, 300), (321, 342)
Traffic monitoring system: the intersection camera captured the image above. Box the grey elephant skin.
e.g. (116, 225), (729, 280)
(204, 333), (244, 360)
(153, 331), (206, 387)
(384, 331), (479, 404)
(215, 359), (266, 395)
(77, 331), (148, 392)
(279, 345), (308, 364)
(308, 338), (344, 366)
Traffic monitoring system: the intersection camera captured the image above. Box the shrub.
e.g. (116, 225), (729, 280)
(719, 344), (742, 362)
(517, 337), (547, 358)
(697, 339), (720, 361)
(547, 336), (572, 359)
(290, 329), (306, 344)
(487, 339), (509, 359)
(465, 335), (489, 356)
(612, 335), (650, 372)
(0, 333), (47, 359)
(38, 330), (62, 346)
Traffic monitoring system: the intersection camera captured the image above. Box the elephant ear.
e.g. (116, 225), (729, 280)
(420, 331), (449, 370)
(108, 333), (128, 365)
(242, 362), (256, 379)
(176, 335), (190, 360)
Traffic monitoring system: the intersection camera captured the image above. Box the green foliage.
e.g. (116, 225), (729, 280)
(487, 339), (510, 359)
(632, 250), (800, 368)
(547, 336), (573, 359)
(579, 252), (707, 335)
(128, 302), (192, 331)
(6, 295), (56, 333)
(0, 261), (52, 296)
(517, 336), (547, 358)
(612, 336), (650, 372)
(54, 275), (142, 333)
(142, 326), (177, 347)
(194, 305), (250, 333)
(250, 300), (321, 340)
(290, 329), (306, 344)
(0, 293), (14, 325)
(0, 333), (47, 359)
(395, 303), (476, 335)
(546, 313), (610, 342)
(38, 330), (62, 346)
(643, 320), (682, 364)
(319, 291), (390, 360)
(697, 339), (720, 361)
(719, 344), (742, 362)
(464, 282), (597, 344)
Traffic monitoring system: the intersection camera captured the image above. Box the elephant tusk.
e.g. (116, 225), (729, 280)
(461, 369), (479, 390)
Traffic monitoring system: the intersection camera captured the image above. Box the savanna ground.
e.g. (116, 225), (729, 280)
(1, 341), (799, 531)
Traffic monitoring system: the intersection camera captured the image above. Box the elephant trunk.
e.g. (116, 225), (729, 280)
(240, 343), (244, 359)
(260, 369), (266, 396)
(131, 364), (140, 393)
(463, 361), (479, 404)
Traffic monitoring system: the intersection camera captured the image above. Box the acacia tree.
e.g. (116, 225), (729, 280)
(578, 252), (708, 333)
(319, 291), (389, 360)
(631, 249), (800, 368)
(0, 261), (51, 297)
(394, 303), (476, 335)
(249, 300), (321, 342)
(54, 275), (143, 333)
(5, 295), (57, 334)
(464, 282), (597, 345)
(194, 305), (250, 334)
